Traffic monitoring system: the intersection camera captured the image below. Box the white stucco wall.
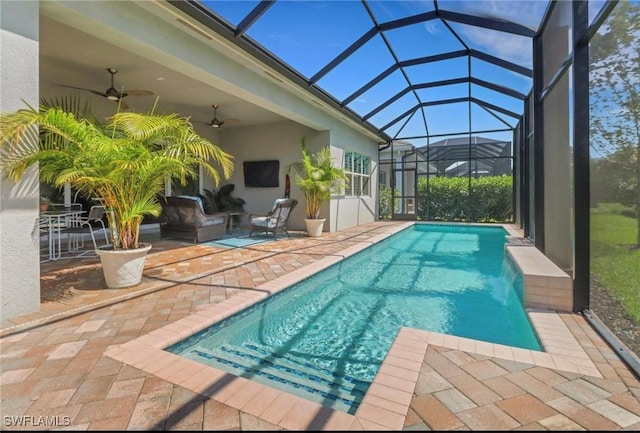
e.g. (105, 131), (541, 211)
(0, 0), (41, 326)
(328, 124), (379, 231)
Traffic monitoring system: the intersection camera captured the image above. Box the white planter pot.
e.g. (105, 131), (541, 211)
(304, 218), (326, 237)
(96, 243), (152, 289)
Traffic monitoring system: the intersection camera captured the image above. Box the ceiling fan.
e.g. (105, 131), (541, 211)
(197, 104), (239, 128)
(56, 68), (154, 108)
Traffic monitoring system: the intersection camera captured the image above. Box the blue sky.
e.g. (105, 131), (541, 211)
(201, 0), (613, 145)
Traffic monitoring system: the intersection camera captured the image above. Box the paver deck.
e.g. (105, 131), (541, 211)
(1, 221), (639, 430)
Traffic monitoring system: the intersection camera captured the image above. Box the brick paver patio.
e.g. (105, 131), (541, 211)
(1, 221), (639, 430)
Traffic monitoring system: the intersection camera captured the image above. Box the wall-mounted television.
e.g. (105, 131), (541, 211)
(243, 160), (280, 188)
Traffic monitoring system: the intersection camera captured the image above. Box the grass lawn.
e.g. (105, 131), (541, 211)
(591, 207), (640, 323)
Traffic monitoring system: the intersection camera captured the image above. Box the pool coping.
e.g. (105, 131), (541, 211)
(104, 222), (601, 430)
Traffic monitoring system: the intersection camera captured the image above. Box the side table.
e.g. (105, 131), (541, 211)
(225, 211), (247, 232)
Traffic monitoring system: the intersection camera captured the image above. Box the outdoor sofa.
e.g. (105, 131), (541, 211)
(159, 196), (228, 243)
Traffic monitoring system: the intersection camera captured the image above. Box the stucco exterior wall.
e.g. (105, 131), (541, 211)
(328, 125), (379, 231)
(0, 0), (41, 326)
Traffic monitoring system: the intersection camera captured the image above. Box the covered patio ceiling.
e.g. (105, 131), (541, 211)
(39, 14), (288, 131)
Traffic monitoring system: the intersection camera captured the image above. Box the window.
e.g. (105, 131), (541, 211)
(379, 170), (387, 186)
(344, 151), (371, 197)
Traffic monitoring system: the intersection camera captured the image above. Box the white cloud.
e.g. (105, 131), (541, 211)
(423, 21), (442, 35)
(436, 0), (547, 67)
(460, 26), (532, 67)
(439, 0), (548, 30)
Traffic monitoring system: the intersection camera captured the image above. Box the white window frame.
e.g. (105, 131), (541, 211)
(344, 150), (371, 197)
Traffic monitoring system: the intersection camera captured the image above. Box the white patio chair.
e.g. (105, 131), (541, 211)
(63, 205), (110, 255)
(248, 198), (298, 240)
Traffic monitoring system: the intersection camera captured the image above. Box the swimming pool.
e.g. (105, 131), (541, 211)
(167, 223), (541, 413)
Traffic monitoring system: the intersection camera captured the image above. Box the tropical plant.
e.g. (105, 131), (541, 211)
(0, 98), (233, 250)
(200, 184), (246, 214)
(287, 138), (347, 219)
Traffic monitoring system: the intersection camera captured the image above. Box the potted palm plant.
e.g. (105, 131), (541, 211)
(287, 138), (347, 236)
(0, 98), (233, 288)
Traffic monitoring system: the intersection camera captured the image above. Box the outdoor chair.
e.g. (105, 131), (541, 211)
(63, 205), (110, 255)
(248, 198), (298, 240)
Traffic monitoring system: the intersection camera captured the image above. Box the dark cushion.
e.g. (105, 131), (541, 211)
(164, 206), (180, 225)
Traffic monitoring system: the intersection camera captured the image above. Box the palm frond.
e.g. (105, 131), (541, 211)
(286, 137), (347, 219)
(0, 98), (233, 249)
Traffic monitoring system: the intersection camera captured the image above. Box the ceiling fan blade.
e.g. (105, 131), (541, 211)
(55, 84), (108, 98)
(193, 105), (240, 128)
(193, 119), (221, 127)
(123, 90), (154, 97)
(54, 69), (150, 105)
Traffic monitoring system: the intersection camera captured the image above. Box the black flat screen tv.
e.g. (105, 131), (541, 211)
(243, 160), (280, 188)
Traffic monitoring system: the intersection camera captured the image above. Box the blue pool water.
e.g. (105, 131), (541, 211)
(167, 223), (541, 413)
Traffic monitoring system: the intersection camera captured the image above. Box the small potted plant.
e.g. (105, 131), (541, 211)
(39, 196), (51, 212)
(1, 98), (233, 288)
(287, 138), (347, 236)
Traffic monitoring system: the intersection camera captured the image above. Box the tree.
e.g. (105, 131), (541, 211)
(0, 98), (233, 250)
(590, 1), (640, 246)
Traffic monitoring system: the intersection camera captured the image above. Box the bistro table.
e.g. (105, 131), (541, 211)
(39, 209), (85, 261)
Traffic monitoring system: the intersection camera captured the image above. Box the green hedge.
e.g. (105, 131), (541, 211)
(415, 175), (513, 222)
(378, 184), (397, 220)
(378, 176), (513, 222)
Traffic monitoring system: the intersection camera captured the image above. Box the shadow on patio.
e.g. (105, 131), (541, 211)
(1, 222), (639, 431)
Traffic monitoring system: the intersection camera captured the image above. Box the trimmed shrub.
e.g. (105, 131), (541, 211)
(416, 175), (512, 222)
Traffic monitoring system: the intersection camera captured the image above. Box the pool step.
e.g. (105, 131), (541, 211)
(242, 343), (370, 391)
(220, 344), (370, 396)
(190, 345), (367, 412)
